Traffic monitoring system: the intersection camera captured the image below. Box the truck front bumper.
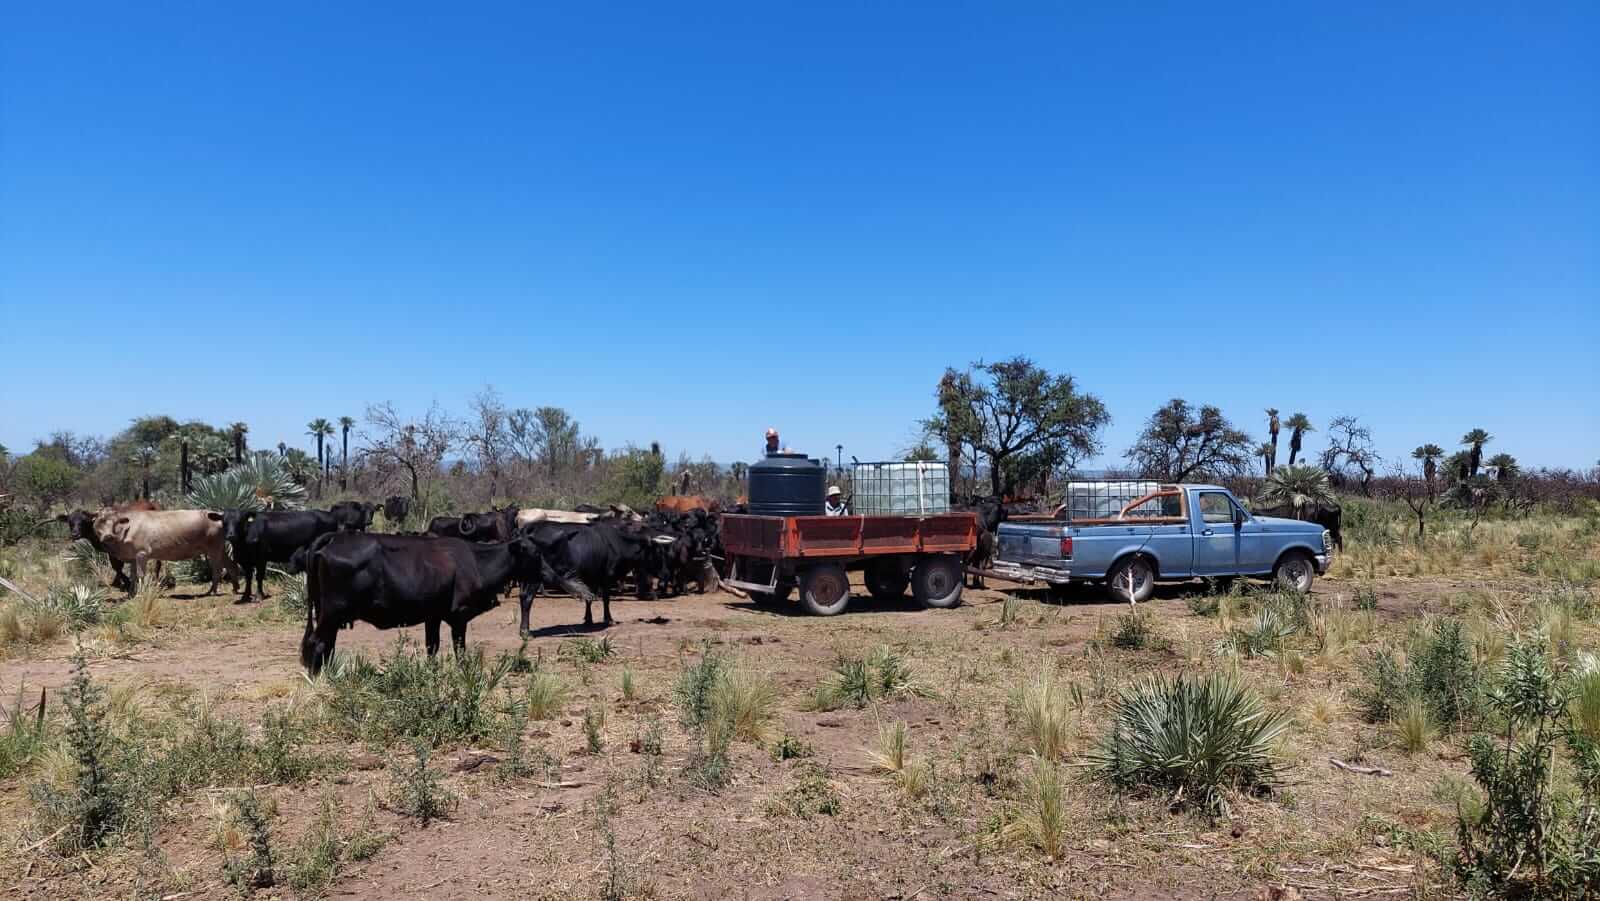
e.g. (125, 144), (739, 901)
(1314, 553), (1331, 575)
(988, 561), (1073, 585)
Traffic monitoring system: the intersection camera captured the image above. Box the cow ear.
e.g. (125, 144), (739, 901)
(208, 511), (224, 522)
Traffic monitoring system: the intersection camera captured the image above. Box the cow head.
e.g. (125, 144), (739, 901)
(222, 509), (259, 549)
(55, 510), (98, 542)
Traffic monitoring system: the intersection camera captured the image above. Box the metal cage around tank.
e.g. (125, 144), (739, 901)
(850, 461), (950, 515)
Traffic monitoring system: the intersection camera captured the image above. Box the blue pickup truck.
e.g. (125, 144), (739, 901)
(991, 483), (1333, 603)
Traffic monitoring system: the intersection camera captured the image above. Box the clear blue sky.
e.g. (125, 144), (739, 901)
(3, 3), (1596, 470)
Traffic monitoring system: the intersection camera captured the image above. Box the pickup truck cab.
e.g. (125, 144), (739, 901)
(993, 484), (1332, 603)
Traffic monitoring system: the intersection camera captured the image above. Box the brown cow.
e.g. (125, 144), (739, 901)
(92, 509), (241, 596)
(54, 499), (162, 591)
(655, 495), (722, 514)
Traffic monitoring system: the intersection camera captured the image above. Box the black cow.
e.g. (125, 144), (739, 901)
(57, 509), (132, 591)
(300, 532), (543, 674)
(328, 501), (377, 532)
(224, 509), (345, 602)
(519, 522), (676, 631)
(964, 497), (1008, 588)
(1253, 501), (1344, 551)
(426, 515), (464, 538)
(459, 506), (518, 542)
(383, 495), (412, 527)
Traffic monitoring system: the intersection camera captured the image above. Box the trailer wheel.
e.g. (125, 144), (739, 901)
(913, 555), (964, 609)
(865, 559), (909, 600)
(799, 563), (851, 616)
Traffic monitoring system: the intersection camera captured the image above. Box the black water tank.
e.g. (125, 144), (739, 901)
(748, 452), (826, 516)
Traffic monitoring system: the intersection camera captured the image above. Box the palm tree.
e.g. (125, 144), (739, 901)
(1486, 452), (1519, 483)
(1255, 441), (1275, 476)
(1284, 413), (1314, 466)
(1412, 444), (1444, 486)
(306, 418), (334, 497)
(338, 416), (355, 491)
(1265, 408), (1280, 473)
(1461, 429), (1492, 479)
(1260, 464), (1336, 519)
(229, 422), (249, 464)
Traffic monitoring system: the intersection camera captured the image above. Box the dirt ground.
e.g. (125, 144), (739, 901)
(0, 572), (1499, 900)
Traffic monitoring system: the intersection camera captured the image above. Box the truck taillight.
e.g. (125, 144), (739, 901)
(1060, 536), (1073, 559)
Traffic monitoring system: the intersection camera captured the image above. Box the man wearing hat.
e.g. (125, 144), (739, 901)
(825, 486), (849, 516)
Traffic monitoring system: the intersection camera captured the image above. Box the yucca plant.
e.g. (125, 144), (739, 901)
(1090, 671), (1291, 817)
(188, 455), (307, 512)
(1259, 464), (1336, 519)
(45, 584), (111, 629)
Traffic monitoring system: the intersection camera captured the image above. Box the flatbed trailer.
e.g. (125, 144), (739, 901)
(720, 512), (979, 615)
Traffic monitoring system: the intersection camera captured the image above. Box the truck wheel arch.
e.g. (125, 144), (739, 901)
(1105, 552), (1158, 604)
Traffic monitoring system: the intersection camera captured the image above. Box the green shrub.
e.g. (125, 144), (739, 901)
(1355, 620), (1480, 730)
(1111, 612), (1151, 649)
(388, 742), (456, 825)
(221, 790), (275, 890)
(1090, 671), (1291, 817)
(768, 762), (840, 818)
(560, 636), (615, 664)
(1455, 643), (1600, 897)
(29, 650), (133, 854)
(324, 637), (510, 747)
(809, 646), (916, 710)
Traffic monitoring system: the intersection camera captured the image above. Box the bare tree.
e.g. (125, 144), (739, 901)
(463, 386), (509, 501)
(360, 401), (456, 504)
(1393, 461), (1435, 543)
(1125, 399), (1252, 482)
(1319, 415), (1379, 496)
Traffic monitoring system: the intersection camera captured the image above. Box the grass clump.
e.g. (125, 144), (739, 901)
(1001, 758), (1069, 860)
(583, 706), (606, 754)
(808, 646), (916, 711)
(1111, 611), (1151, 649)
(1395, 695), (1434, 754)
(673, 645), (777, 790)
(560, 636), (615, 664)
(1090, 671), (1291, 818)
(769, 761), (841, 818)
(868, 720), (909, 773)
(0, 683), (49, 778)
(525, 671), (569, 720)
(1011, 659), (1074, 760)
(323, 637), (511, 747)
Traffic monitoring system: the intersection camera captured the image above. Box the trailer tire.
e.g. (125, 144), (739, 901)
(1106, 556), (1155, 604)
(865, 560), (909, 600)
(913, 555), (964, 609)
(799, 564), (851, 616)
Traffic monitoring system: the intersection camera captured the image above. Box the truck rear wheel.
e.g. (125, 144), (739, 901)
(800, 563), (851, 616)
(865, 559), (909, 600)
(1107, 556), (1155, 604)
(1273, 552), (1315, 594)
(913, 555), (964, 609)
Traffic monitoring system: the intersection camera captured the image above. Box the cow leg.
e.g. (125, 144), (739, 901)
(601, 584), (614, 626)
(449, 620), (468, 656)
(109, 559), (129, 592)
(301, 620), (339, 676)
(424, 619), (442, 658)
(256, 561), (271, 599)
(519, 588), (535, 637)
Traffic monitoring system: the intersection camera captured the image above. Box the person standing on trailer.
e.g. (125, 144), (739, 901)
(825, 486), (849, 516)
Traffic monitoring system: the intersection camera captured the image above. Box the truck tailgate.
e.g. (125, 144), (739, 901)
(997, 522), (1071, 566)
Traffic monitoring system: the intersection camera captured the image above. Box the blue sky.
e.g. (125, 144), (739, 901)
(3, 3), (1596, 470)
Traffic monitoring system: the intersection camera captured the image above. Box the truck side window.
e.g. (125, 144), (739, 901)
(1198, 492), (1234, 524)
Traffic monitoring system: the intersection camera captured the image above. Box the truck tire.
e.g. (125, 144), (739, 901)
(799, 563), (851, 616)
(865, 559), (909, 600)
(912, 555), (964, 609)
(1106, 556), (1155, 604)
(1273, 551), (1315, 594)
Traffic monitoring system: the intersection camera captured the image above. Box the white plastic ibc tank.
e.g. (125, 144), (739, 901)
(851, 461), (950, 515)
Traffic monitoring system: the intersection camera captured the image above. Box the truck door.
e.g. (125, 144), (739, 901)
(1192, 490), (1244, 576)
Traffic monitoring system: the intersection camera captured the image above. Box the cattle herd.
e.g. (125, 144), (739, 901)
(50, 496), (726, 675)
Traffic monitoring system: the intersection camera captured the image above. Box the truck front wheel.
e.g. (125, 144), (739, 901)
(1106, 556), (1155, 604)
(800, 563), (851, 616)
(1273, 552), (1315, 594)
(913, 555), (964, 609)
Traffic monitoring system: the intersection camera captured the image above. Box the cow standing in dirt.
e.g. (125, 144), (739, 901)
(91, 509), (240, 596)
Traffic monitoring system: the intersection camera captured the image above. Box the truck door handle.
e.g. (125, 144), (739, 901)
(1202, 529), (1215, 536)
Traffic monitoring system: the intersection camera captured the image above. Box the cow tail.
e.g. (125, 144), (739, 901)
(304, 544), (320, 639)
